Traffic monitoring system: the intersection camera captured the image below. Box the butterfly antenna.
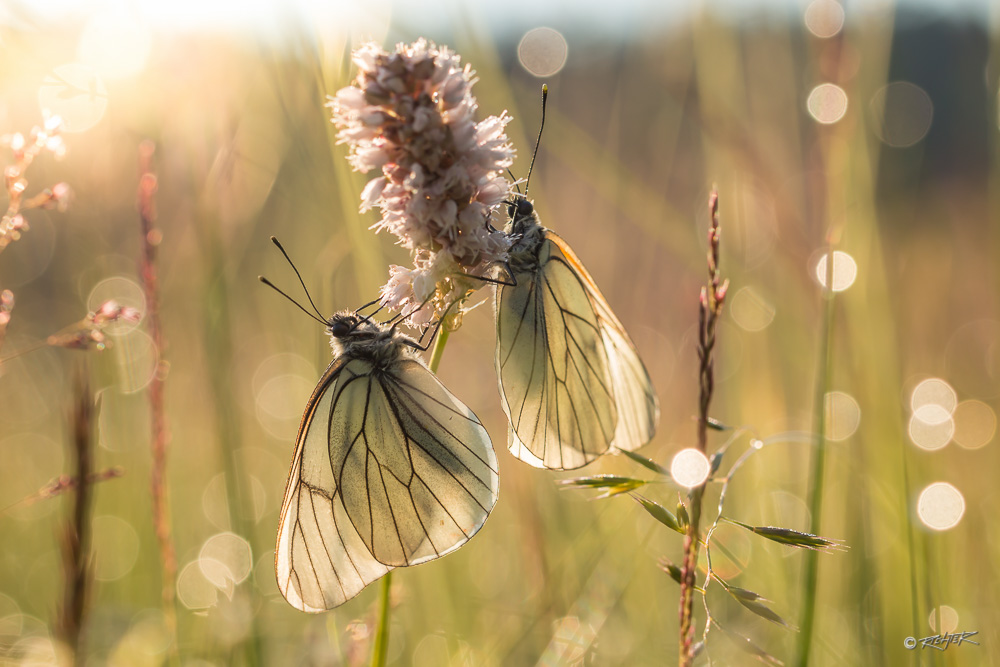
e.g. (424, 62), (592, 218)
(355, 297), (385, 326)
(259, 276), (327, 326)
(524, 84), (548, 198)
(268, 237), (326, 321)
(358, 303), (386, 327)
(356, 298), (381, 313)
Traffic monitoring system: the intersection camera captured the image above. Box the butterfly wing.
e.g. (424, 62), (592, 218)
(547, 232), (659, 451)
(276, 354), (499, 612)
(333, 357), (498, 567)
(496, 233), (619, 469)
(275, 359), (390, 612)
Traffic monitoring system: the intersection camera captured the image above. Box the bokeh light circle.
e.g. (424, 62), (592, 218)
(255, 374), (315, 439)
(92, 515), (141, 581)
(729, 287), (775, 332)
(824, 391), (861, 441)
(871, 82), (933, 147)
(109, 610), (172, 661)
(671, 448), (710, 488)
(814, 250), (857, 292)
(518, 28), (569, 77)
(916, 482), (965, 531)
(111, 327), (160, 394)
(87, 276), (146, 335)
(177, 561), (219, 610)
(908, 411), (954, 451)
(199, 532), (253, 588)
(928, 605), (959, 634)
(807, 84), (848, 124)
(952, 400), (995, 450)
(804, 0), (845, 38)
(38, 64), (108, 133)
(910, 378), (957, 417)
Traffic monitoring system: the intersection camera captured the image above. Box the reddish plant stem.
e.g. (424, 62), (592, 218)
(138, 141), (178, 653)
(58, 368), (95, 664)
(679, 191), (727, 665)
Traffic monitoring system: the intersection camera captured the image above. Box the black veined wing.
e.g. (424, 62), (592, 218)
(495, 200), (659, 470)
(275, 312), (499, 612)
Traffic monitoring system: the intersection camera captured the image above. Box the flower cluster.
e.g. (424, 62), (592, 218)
(330, 39), (515, 324)
(47, 300), (142, 351)
(1, 112), (71, 253)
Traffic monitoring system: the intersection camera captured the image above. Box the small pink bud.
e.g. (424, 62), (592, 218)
(97, 300), (121, 319)
(715, 280), (730, 304)
(120, 307), (141, 322)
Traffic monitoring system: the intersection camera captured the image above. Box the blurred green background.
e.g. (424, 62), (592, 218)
(0, 1), (998, 665)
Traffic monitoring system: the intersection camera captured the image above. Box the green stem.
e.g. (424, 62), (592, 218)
(370, 324), (452, 667)
(370, 571), (392, 667)
(427, 325), (451, 374)
(796, 247), (837, 667)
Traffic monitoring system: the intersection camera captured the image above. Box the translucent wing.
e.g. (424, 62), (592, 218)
(276, 355), (498, 612)
(496, 234), (619, 469)
(548, 232), (659, 451)
(334, 357), (498, 567)
(275, 359), (390, 612)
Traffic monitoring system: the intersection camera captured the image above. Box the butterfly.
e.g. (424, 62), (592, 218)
(262, 240), (498, 612)
(494, 198), (659, 470)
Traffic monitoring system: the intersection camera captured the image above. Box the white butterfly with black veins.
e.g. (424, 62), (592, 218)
(495, 198), (659, 470)
(262, 241), (498, 612)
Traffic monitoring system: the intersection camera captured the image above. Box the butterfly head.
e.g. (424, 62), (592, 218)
(507, 197), (534, 222)
(326, 311), (412, 366)
(507, 197), (542, 236)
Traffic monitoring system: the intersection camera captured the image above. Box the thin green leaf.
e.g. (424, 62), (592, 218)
(724, 586), (793, 629)
(633, 495), (684, 534)
(708, 450), (725, 477)
(724, 518), (846, 551)
(558, 475), (647, 499)
(618, 449), (671, 476)
(725, 586), (768, 603)
(706, 417), (732, 431)
(738, 598), (793, 629)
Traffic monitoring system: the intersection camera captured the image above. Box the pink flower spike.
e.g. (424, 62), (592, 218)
(331, 40), (516, 326)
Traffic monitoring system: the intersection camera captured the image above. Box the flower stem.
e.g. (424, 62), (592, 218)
(137, 142), (179, 664)
(370, 322), (452, 667)
(679, 191), (726, 666)
(370, 571), (393, 667)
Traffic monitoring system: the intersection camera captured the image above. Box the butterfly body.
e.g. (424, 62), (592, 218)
(275, 310), (498, 612)
(325, 311), (413, 366)
(495, 200), (659, 470)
